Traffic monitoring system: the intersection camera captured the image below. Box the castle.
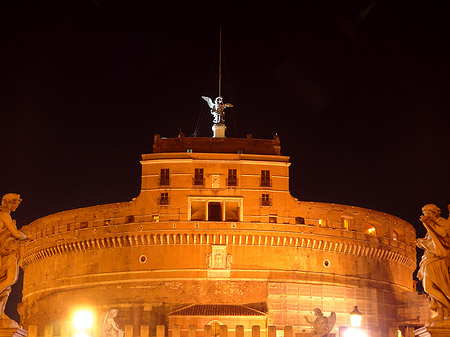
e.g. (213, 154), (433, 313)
(20, 128), (418, 337)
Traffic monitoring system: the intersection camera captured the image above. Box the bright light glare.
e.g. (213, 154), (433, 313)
(350, 313), (362, 327)
(73, 310), (94, 331)
(345, 328), (366, 337)
(74, 332), (90, 337)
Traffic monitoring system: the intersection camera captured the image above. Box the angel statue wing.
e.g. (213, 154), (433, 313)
(327, 312), (336, 334)
(202, 96), (214, 109)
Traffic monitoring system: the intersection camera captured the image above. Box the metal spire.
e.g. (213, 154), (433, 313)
(218, 27), (222, 98)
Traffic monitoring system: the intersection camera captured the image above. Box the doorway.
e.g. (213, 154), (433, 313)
(208, 202), (222, 221)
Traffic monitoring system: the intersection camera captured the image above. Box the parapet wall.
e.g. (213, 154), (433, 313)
(26, 323), (351, 337)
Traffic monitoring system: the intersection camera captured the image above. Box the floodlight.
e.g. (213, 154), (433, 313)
(73, 309), (94, 331)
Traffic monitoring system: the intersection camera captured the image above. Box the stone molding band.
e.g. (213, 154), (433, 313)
(22, 231), (416, 271)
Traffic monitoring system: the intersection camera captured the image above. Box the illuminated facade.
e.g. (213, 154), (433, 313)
(20, 133), (417, 337)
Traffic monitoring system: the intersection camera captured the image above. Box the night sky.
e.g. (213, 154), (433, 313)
(1, 1), (449, 323)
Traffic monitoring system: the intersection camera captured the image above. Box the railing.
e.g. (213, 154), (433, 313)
(159, 198), (169, 205)
(226, 177), (238, 187)
(260, 197), (272, 206)
(193, 177), (204, 186)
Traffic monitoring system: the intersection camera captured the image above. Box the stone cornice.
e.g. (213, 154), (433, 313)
(22, 229), (416, 272)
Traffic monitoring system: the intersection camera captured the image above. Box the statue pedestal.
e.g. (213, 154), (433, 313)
(212, 124), (226, 138)
(0, 328), (27, 337)
(415, 326), (450, 337)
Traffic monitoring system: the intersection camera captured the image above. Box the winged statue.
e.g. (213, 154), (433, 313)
(305, 308), (336, 337)
(202, 96), (233, 124)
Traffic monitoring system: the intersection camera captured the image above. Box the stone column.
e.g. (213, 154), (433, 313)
(204, 325), (212, 337)
(44, 325), (53, 337)
(141, 325), (149, 337)
(235, 325), (244, 337)
(188, 325), (196, 337)
(61, 325), (70, 337)
(252, 326), (260, 337)
(132, 307), (143, 337)
(219, 325), (228, 337)
(284, 326), (293, 337)
(27, 325), (37, 337)
(268, 326), (276, 337)
(157, 325), (165, 337)
(125, 325), (133, 337)
(389, 327), (397, 337)
(405, 327), (415, 337)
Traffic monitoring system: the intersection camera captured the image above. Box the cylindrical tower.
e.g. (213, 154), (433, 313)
(20, 135), (416, 337)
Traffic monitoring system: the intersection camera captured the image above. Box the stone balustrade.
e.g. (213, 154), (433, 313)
(26, 324), (339, 337)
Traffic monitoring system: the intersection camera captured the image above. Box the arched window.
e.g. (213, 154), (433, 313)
(367, 227), (376, 235)
(393, 231), (398, 240)
(364, 221), (382, 236)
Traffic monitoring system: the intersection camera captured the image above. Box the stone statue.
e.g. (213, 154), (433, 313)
(304, 308), (336, 337)
(416, 204), (450, 326)
(226, 254), (233, 269)
(202, 96), (233, 124)
(0, 193), (28, 328)
(101, 309), (124, 337)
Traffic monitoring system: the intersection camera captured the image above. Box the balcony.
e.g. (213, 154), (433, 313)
(193, 177), (204, 186)
(260, 197), (272, 206)
(159, 198), (169, 205)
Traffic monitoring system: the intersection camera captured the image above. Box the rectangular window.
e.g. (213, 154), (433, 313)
(125, 215), (135, 223)
(80, 222), (88, 229)
(261, 193), (271, 206)
(160, 169), (170, 186)
(194, 168), (204, 185)
(227, 169), (237, 186)
(269, 216), (277, 223)
(342, 218), (353, 230)
(260, 170), (271, 187)
(160, 192), (169, 205)
(295, 217), (305, 224)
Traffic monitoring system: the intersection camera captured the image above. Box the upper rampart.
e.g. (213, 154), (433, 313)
(153, 133), (281, 155)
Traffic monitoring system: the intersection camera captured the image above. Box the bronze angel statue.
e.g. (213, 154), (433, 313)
(202, 96), (233, 124)
(305, 308), (336, 337)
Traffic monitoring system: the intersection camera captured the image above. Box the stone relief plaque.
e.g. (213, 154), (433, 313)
(211, 175), (220, 188)
(207, 245), (232, 278)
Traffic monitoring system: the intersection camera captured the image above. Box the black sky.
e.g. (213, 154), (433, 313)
(1, 0), (449, 323)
